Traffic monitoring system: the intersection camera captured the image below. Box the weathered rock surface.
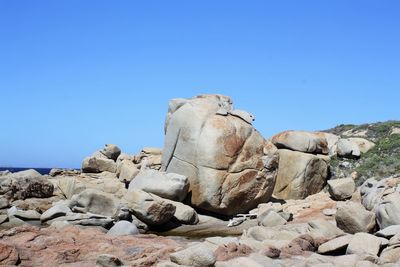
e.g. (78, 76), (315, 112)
(128, 169), (189, 202)
(376, 193), (400, 229)
(348, 138), (375, 153)
(116, 159), (139, 183)
(327, 178), (356, 200)
(376, 225), (400, 238)
(257, 209), (287, 227)
(337, 138), (361, 159)
(380, 233), (400, 264)
(13, 209), (41, 220)
(0, 225), (179, 266)
(170, 243), (216, 267)
(161, 197), (199, 225)
(69, 188), (119, 216)
(0, 169), (54, 201)
(82, 152), (117, 173)
(107, 220), (139, 236)
(135, 147), (163, 170)
(100, 144), (121, 161)
(40, 204), (71, 222)
(214, 242), (252, 261)
(161, 94), (277, 215)
(360, 178), (390, 211)
(271, 130), (329, 154)
(346, 233), (382, 256)
(360, 177), (400, 229)
(47, 213), (114, 228)
(96, 254), (123, 267)
(318, 235), (352, 254)
(281, 234), (322, 256)
(122, 190), (176, 225)
(273, 149), (330, 200)
(335, 201), (376, 234)
(308, 219), (344, 239)
(54, 172), (127, 200)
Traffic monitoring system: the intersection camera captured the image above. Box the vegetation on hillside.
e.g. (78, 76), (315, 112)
(326, 121), (400, 185)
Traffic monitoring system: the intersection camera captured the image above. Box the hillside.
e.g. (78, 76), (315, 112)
(326, 120), (400, 185)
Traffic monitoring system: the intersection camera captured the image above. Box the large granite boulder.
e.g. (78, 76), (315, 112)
(273, 149), (330, 200)
(271, 131), (329, 154)
(0, 169), (54, 201)
(160, 94), (277, 215)
(128, 169), (189, 202)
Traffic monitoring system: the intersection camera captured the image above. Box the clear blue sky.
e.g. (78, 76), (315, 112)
(1, 1), (399, 168)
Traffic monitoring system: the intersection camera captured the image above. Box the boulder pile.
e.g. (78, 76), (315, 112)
(2, 94), (397, 267)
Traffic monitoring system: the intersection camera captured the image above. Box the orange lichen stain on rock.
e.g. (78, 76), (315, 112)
(223, 134), (245, 157)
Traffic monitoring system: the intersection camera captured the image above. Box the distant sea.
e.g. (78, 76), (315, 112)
(0, 167), (53, 175)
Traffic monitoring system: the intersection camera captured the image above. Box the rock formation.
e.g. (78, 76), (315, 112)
(161, 94), (277, 215)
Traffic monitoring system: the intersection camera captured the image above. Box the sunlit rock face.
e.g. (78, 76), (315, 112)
(161, 94), (277, 215)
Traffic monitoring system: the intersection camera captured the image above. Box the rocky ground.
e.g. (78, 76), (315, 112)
(1, 94), (400, 267)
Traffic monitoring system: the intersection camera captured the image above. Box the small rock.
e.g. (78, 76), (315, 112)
(215, 254), (273, 267)
(116, 160), (139, 183)
(0, 214), (8, 224)
(96, 254), (123, 267)
(214, 242), (252, 261)
(170, 243), (216, 267)
(100, 144), (121, 161)
(257, 209), (287, 227)
(337, 139), (361, 159)
(49, 220), (70, 229)
(123, 190), (176, 225)
(308, 219), (344, 239)
(376, 193), (400, 229)
(0, 198), (9, 209)
(281, 234), (319, 255)
(128, 169), (189, 202)
(69, 188), (119, 217)
(156, 261), (180, 267)
(348, 137), (375, 153)
(82, 154), (117, 173)
(376, 225), (400, 239)
(0, 243), (19, 265)
(14, 209), (41, 220)
(259, 246), (281, 258)
(323, 209), (337, 216)
(346, 233), (382, 256)
(354, 260), (376, 267)
(131, 214), (149, 233)
(107, 220), (139, 236)
(327, 178), (356, 200)
(335, 201), (376, 234)
(318, 235), (352, 254)
(40, 204), (71, 222)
